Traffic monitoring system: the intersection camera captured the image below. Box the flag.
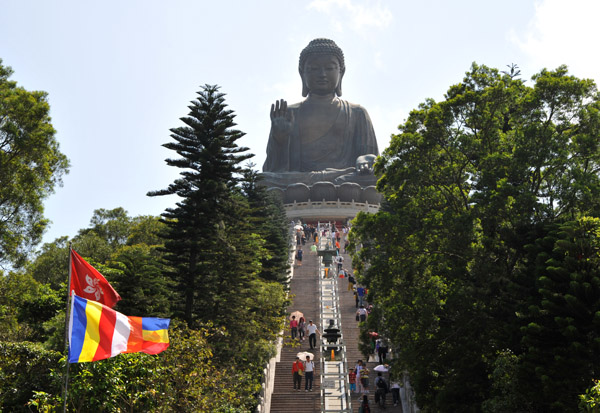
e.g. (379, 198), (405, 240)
(68, 294), (170, 363)
(70, 249), (121, 308)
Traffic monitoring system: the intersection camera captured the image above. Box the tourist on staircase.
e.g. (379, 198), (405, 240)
(292, 356), (304, 391)
(358, 395), (371, 413)
(348, 367), (357, 393)
(348, 271), (356, 291)
(335, 254), (344, 273)
(374, 372), (389, 407)
(361, 366), (370, 393)
(304, 355), (315, 391)
(355, 360), (364, 393)
(356, 305), (368, 322)
(356, 285), (366, 307)
(298, 316), (305, 342)
(390, 377), (401, 407)
(306, 320), (320, 350)
(295, 247), (303, 267)
(290, 315), (298, 340)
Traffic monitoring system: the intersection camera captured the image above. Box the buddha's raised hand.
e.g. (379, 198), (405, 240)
(270, 99), (294, 140)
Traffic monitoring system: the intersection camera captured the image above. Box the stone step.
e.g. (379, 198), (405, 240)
(270, 245), (404, 413)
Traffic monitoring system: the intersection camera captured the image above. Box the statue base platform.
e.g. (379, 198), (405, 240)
(283, 199), (379, 221)
(263, 180), (382, 221)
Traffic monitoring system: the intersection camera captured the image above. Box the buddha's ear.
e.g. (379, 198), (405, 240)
(336, 70), (345, 97)
(299, 70), (309, 97)
(335, 81), (343, 97)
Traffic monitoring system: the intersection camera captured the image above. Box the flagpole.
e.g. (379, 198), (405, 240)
(62, 243), (73, 413)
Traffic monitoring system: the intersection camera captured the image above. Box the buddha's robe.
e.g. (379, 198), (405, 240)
(263, 99), (379, 172)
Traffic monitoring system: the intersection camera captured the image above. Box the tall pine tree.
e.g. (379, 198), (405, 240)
(148, 85), (252, 323)
(241, 167), (290, 285)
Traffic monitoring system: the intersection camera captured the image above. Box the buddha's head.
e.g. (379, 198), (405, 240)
(299, 38), (345, 97)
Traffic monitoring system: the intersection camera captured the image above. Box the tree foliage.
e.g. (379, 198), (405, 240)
(1, 83), (290, 411)
(148, 84), (253, 323)
(242, 167), (290, 285)
(350, 64), (600, 411)
(0, 341), (62, 411)
(109, 244), (174, 317)
(0, 271), (62, 344)
(3, 322), (261, 412)
(518, 218), (600, 410)
(0, 59), (70, 268)
(146, 84), (289, 406)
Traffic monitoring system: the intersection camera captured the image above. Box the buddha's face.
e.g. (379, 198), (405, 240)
(302, 54), (342, 96)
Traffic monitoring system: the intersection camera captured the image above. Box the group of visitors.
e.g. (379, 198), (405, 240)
(290, 317), (321, 392)
(351, 360), (401, 408)
(290, 220), (407, 407)
(290, 316), (321, 350)
(354, 284), (372, 323)
(291, 355), (315, 392)
(334, 232), (403, 408)
(294, 222), (320, 245)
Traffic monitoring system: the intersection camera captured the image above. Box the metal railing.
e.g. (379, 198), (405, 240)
(317, 222), (352, 413)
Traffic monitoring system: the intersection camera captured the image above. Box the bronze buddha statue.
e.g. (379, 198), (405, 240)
(262, 38), (379, 188)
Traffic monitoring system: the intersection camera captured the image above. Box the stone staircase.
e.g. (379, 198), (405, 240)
(270, 249), (322, 412)
(270, 240), (405, 412)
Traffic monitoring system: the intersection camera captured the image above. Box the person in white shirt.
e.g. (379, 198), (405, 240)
(336, 255), (344, 272)
(355, 360), (364, 394)
(304, 355), (315, 391)
(356, 306), (368, 322)
(306, 320), (321, 350)
(391, 379), (401, 407)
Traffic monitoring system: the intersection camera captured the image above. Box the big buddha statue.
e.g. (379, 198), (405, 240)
(261, 38), (379, 190)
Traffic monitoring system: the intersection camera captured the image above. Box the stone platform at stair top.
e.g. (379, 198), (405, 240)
(284, 199), (379, 221)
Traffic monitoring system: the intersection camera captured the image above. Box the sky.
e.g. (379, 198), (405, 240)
(1, 0), (599, 247)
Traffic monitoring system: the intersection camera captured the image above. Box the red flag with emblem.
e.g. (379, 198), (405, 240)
(70, 249), (121, 308)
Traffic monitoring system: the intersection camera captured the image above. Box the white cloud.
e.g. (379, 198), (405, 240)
(511, 0), (600, 84)
(308, 0), (393, 31)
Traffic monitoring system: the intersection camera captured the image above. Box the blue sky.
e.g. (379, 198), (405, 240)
(1, 0), (599, 246)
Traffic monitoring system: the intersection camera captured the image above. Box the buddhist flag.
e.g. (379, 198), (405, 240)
(68, 294), (170, 363)
(70, 249), (121, 308)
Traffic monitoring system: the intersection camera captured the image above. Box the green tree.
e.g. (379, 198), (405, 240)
(30, 322), (259, 412)
(148, 84), (252, 323)
(126, 215), (166, 246)
(242, 166), (290, 285)
(0, 271), (62, 343)
(0, 341), (62, 411)
(0, 59), (70, 267)
(109, 244), (174, 317)
(28, 236), (69, 289)
(80, 207), (132, 248)
(519, 218), (600, 410)
(350, 64), (600, 411)
(580, 380), (600, 412)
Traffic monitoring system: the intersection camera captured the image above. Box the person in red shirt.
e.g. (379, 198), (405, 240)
(292, 356), (304, 391)
(348, 367), (357, 392)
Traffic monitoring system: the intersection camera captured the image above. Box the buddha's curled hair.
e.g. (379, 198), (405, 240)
(299, 38), (345, 74)
(299, 38), (345, 97)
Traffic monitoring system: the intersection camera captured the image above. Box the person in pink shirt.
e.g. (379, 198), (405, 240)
(290, 315), (299, 340)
